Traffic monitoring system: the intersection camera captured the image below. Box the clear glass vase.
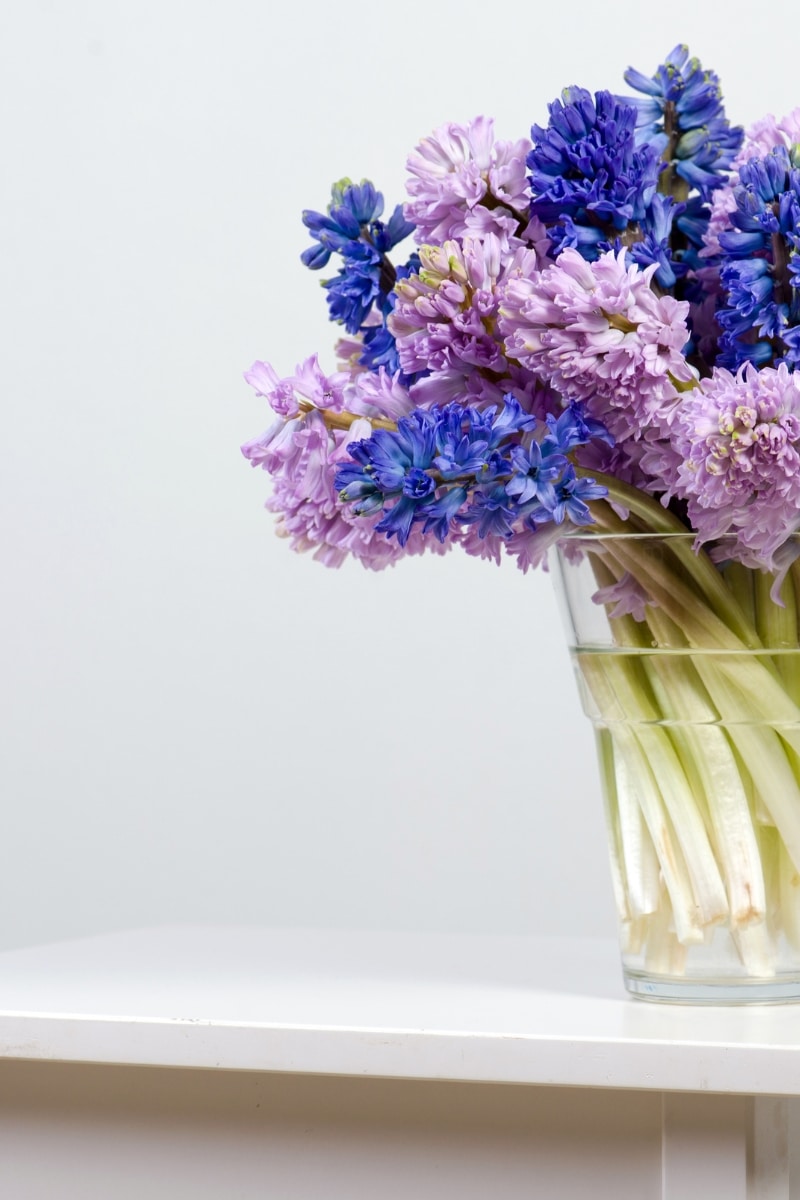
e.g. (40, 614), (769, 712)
(552, 532), (800, 1004)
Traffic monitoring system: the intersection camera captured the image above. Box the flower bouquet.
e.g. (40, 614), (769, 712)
(243, 45), (800, 1002)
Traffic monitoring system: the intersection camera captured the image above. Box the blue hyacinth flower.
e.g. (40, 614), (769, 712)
(715, 145), (800, 369)
(301, 178), (416, 355)
(620, 44), (743, 201)
(335, 398), (610, 548)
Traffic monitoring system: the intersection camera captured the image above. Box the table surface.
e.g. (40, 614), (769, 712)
(0, 925), (799, 1094)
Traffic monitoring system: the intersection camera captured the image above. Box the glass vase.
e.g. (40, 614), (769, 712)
(552, 532), (800, 1004)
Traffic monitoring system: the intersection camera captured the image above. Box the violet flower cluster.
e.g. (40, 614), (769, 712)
(243, 45), (800, 581)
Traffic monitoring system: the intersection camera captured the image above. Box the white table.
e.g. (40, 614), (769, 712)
(0, 926), (798, 1198)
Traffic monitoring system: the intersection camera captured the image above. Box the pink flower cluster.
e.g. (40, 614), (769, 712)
(243, 355), (348, 418)
(497, 248), (694, 441)
(390, 235), (546, 408)
(672, 364), (800, 567)
(404, 116), (533, 247)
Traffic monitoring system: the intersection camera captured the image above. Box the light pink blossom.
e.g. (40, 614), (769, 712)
(390, 234), (544, 408)
(498, 248), (693, 442)
(243, 355), (349, 417)
(672, 364), (800, 568)
(405, 117), (533, 247)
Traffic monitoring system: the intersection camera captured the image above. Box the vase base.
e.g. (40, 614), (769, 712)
(623, 967), (800, 1005)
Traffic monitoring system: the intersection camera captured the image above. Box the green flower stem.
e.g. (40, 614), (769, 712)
(689, 657), (800, 876)
(589, 552), (768, 937)
(298, 401), (395, 433)
(570, 507), (800, 974)
(584, 534), (800, 748)
(576, 643), (728, 937)
(780, 841), (800, 952)
(643, 607), (768, 931)
(755, 825), (782, 972)
(597, 725), (660, 923)
(731, 921), (775, 978)
(577, 655), (706, 943)
(587, 536), (800, 889)
(594, 528), (758, 651)
(644, 887), (688, 977)
(595, 728), (635, 926)
(754, 568), (800, 704)
(612, 724), (711, 945)
(585, 560), (666, 928)
(722, 561), (756, 629)
(583, 479), (762, 647)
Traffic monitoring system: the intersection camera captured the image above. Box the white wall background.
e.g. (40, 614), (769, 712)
(1, 1), (793, 951)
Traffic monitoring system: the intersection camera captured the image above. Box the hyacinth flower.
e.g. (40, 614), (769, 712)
(241, 358), (449, 569)
(703, 109), (800, 263)
(334, 397), (608, 547)
(404, 116), (534, 247)
(616, 45), (745, 307)
(302, 178), (417, 379)
(671, 362), (800, 571)
(526, 86), (691, 289)
(621, 44), (744, 202)
(714, 145), (800, 370)
(497, 247), (695, 442)
(528, 89), (659, 229)
(388, 234), (545, 408)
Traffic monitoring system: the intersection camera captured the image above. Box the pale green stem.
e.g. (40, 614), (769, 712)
(588, 544), (800, 870)
(586, 563), (661, 927)
(722, 561), (756, 629)
(595, 728), (634, 925)
(615, 773), (661, 922)
(758, 825), (781, 933)
(298, 401), (395, 432)
(731, 922), (776, 978)
(612, 727), (708, 945)
(579, 654), (699, 940)
(594, 542), (800, 755)
(754, 568), (800, 705)
(644, 887), (688, 976)
(689, 657), (800, 877)
(565, 507), (800, 972)
(585, 551), (779, 971)
(621, 916), (649, 956)
(643, 607), (767, 930)
(577, 651), (727, 939)
(584, 487), (762, 648)
(780, 841), (800, 953)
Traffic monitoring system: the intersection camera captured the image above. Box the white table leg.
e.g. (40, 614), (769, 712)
(663, 1093), (748, 1199)
(747, 1097), (800, 1199)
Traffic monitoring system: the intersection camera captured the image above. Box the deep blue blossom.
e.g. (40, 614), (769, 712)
(549, 474), (608, 526)
(715, 146), (800, 369)
(358, 254), (423, 383)
(462, 484), (518, 539)
(620, 44), (743, 200)
(505, 441), (563, 508)
(527, 87), (688, 287)
(323, 248), (384, 334)
(301, 177), (415, 343)
(528, 88), (661, 240)
(627, 193), (687, 288)
(302, 180), (406, 268)
(335, 398), (609, 547)
(549, 403), (614, 450)
(359, 324), (401, 374)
